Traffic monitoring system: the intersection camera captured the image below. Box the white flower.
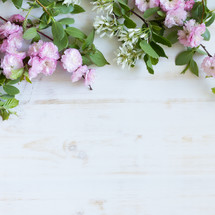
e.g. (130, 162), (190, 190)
(116, 45), (144, 68)
(91, 0), (114, 14)
(94, 15), (119, 38)
(63, 0), (80, 6)
(118, 28), (148, 48)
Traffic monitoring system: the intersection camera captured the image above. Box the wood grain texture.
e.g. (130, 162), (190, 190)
(1, 1), (215, 215)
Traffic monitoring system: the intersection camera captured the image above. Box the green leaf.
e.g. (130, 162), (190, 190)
(89, 50), (109, 67)
(70, 4), (85, 14)
(140, 40), (159, 59)
(143, 7), (159, 19)
(65, 27), (86, 40)
(150, 41), (168, 58)
(191, 2), (203, 23)
(181, 63), (190, 74)
(23, 27), (38, 40)
(175, 50), (193, 65)
(82, 55), (92, 66)
(12, 0), (23, 8)
(0, 110), (10, 121)
(206, 13), (215, 27)
(38, 13), (50, 30)
(123, 15), (137, 28)
(54, 3), (74, 14)
(157, 10), (166, 17)
(166, 30), (178, 44)
(117, 0), (130, 11)
(82, 29), (95, 50)
(202, 28), (210, 41)
(196, 48), (207, 55)
(144, 54), (154, 74)
(3, 85), (20, 95)
(52, 22), (65, 41)
(3, 98), (19, 109)
(53, 34), (68, 51)
(211, 87), (215, 94)
(152, 33), (172, 47)
(113, 2), (122, 16)
(59, 18), (75, 25)
(10, 68), (24, 80)
(7, 78), (21, 85)
(189, 59), (199, 76)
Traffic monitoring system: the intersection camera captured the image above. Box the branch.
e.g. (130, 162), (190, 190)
(0, 16), (53, 41)
(130, 10), (148, 27)
(200, 44), (212, 57)
(35, 0), (51, 16)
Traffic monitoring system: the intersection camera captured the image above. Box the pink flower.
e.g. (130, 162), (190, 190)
(184, 0), (195, 11)
(178, 19), (206, 48)
(0, 30), (23, 54)
(160, 0), (184, 12)
(28, 40), (44, 57)
(61, 48), (82, 73)
(71, 65), (88, 83)
(0, 21), (21, 39)
(40, 57), (57, 76)
(1, 54), (24, 79)
(39, 42), (60, 60)
(164, 7), (187, 28)
(135, 0), (160, 12)
(201, 55), (215, 77)
(28, 56), (43, 79)
(9, 14), (25, 24)
(85, 69), (95, 86)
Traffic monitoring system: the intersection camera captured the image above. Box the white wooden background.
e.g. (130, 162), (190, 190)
(1, 1), (215, 215)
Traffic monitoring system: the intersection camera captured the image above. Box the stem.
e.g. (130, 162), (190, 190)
(35, 0), (51, 16)
(0, 16), (53, 41)
(0, 16), (7, 22)
(37, 30), (53, 41)
(200, 44), (212, 57)
(201, 0), (205, 23)
(82, 75), (93, 91)
(23, 6), (33, 31)
(130, 10), (148, 27)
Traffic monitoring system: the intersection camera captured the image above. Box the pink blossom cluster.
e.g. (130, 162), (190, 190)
(61, 48), (95, 86)
(201, 55), (215, 77)
(178, 19), (206, 48)
(135, 0), (207, 48)
(135, 0), (195, 28)
(135, 0), (160, 13)
(0, 14), (95, 87)
(0, 18), (25, 79)
(27, 40), (60, 79)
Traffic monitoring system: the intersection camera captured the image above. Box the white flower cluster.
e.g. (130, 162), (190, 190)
(63, 0), (80, 6)
(92, 0), (114, 15)
(118, 28), (148, 48)
(92, 0), (149, 68)
(93, 15), (119, 38)
(116, 46), (144, 69)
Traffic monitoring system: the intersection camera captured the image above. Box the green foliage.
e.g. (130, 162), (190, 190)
(175, 50), (194, 65)
(0, 74), (20, 120)
(140, 40), (159, 59)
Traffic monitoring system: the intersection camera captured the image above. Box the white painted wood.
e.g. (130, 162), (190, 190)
(1, 1), (215, 215)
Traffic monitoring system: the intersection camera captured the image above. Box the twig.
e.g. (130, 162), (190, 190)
(200, 44), (212, 57)
(35, 0), (51, 16)
(0, 16), (7, 22)
(201, 0), (205, 23)
(82, 75), (93, 90)
(0, 16), (53, 41)
(130, 10), (148, 27)
(37, 30), (53, 41)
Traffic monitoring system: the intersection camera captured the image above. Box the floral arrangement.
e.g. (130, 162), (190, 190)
(0, 0), (215, 120)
